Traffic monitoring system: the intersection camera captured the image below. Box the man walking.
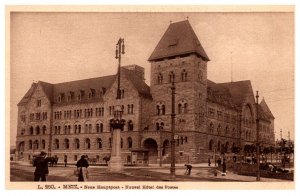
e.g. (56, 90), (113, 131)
(33, 151), (49, 181)
(64, 156), (68, 167)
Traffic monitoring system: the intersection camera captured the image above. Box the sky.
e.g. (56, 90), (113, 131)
(10, 11), (294, 146)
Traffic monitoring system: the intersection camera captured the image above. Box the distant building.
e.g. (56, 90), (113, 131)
(15, 20), (275, 164)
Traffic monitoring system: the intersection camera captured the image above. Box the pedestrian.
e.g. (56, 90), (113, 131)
(33, 151), (49, 181)
(64, 156), (68, 167)
(217, 157), (222, 167)
(208, 157), (211, 166)
(222, 159), (227, 176)
(76, 155), (89, 181)
(184, 164), (192, 175)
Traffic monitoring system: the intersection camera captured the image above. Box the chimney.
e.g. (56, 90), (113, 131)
(122, 64), (145, 80)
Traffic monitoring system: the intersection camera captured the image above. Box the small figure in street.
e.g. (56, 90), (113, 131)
(208, 157), (211, 166)
(184, 164), (192, 175)
(33, 151), (49, 181)
(64, 156), (68, 167)
(217, 157), (222, 167)
(222, 159), (227, 176)
(76, 155), (89, 181)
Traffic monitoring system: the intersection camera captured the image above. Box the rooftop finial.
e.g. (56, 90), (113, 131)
(186, 16), (189, 20)
(170, 20), (172, 24)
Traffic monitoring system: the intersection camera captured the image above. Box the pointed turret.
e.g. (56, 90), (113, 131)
(260, 98), (275, 119)
(148, 20), (210, 61)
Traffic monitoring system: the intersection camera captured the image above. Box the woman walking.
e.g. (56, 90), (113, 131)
(76, 155), (89, 181)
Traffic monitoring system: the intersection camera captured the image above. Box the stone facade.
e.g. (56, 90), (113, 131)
(15, 20), (275, 164)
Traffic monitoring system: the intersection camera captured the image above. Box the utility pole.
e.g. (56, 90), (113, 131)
(170, 79), (176, 180)
(255, 91), (260, 181)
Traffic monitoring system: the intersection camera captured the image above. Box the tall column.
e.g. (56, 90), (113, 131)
(108, 127), (123, 172)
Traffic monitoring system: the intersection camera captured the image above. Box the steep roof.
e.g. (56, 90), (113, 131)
(148, 20), (210, 61)
(207, 80), (254, 108)
(18, 66), (151, 106)
(258, 104), (271, 122)
(122, 68), (152, 99)
(17, 83), (38, 106)
(260, 98), (275, 119)
(218, 80), (254, 106)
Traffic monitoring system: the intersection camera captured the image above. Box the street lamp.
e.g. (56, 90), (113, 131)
(115, 38), (125, 99)
(108, 38), (126, 172)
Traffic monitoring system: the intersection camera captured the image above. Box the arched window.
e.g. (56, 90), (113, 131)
(42, 125), (46, 134)
(217, 141), (221, 151)
(34, 140), (39, 149)
(74, 125), (78, 134)
(42, 140), (46, 149)
(30, 127), (34, 135)
(121, 138), (123, 148)
(96, 123), (103, 133)
(209, 139), (213, 150)
(64, 139), (69, 149)
(217, 124), (221, 135)
(97, 138), (102, 149)
(162, 105), (165, 115)
(209, 122), (214, 133)
(156, 102), (165, 115)
(181, 69), (187, 81)
(169, 71), (175, 83)
(75, 138), (80, 149)
(36, 126), (40, 135)
(225, 126), (229, 135)
(198, 70), (203, 81)
(78, 125), (81, 133)
(156, 105), (160, 115)
(85, 124), (88, 133)
(178, 103), (182, 114)
(232, 128), (236, 138)
(85, 138), (91, 149)
(128, 120), (133, 131)
(68, 125), (71, 134)
(156, 122), (160, 131)
(127, 137), (133, 148)
(157, 73), (163, 84)
(89, 124), (92, 133)
(178, 100), (187, 114)
(29, 140), (32, 149)
(54, 139), (59, 149)
(64, 125), (68, 134)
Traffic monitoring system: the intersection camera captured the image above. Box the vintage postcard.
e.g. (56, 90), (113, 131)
(6, 5), (295, 190)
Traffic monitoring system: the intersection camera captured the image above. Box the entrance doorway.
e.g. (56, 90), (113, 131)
(143, 138), (158, 164)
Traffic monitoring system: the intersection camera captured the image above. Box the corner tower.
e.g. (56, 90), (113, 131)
(148, 20), (210, 163)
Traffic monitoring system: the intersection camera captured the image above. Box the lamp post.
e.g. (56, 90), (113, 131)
(108, 38), (126, 172)
(170, 80), (176, 180)
(255, 91), (260, 181)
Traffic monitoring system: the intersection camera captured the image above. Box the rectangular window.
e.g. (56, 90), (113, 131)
(36, 113), (41, 120)
(21, 114), (26, 122)
(37, 99), (41, 107)
(208, 108), (215, 118)
(217, 111), (223, 120)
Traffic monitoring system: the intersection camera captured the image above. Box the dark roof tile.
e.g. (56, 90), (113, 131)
(148, 20), (209, 61)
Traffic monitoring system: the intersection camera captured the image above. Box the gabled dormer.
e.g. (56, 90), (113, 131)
(67, 91), (74, 102)
(88, 88), (95, 99)
(57, 92), (64, 103)
(77, 90), (84, 101)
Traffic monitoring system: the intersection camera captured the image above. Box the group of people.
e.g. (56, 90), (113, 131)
(33, 151), (89, 182)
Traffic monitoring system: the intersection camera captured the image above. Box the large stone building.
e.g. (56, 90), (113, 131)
(15, 20), (275, 164)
